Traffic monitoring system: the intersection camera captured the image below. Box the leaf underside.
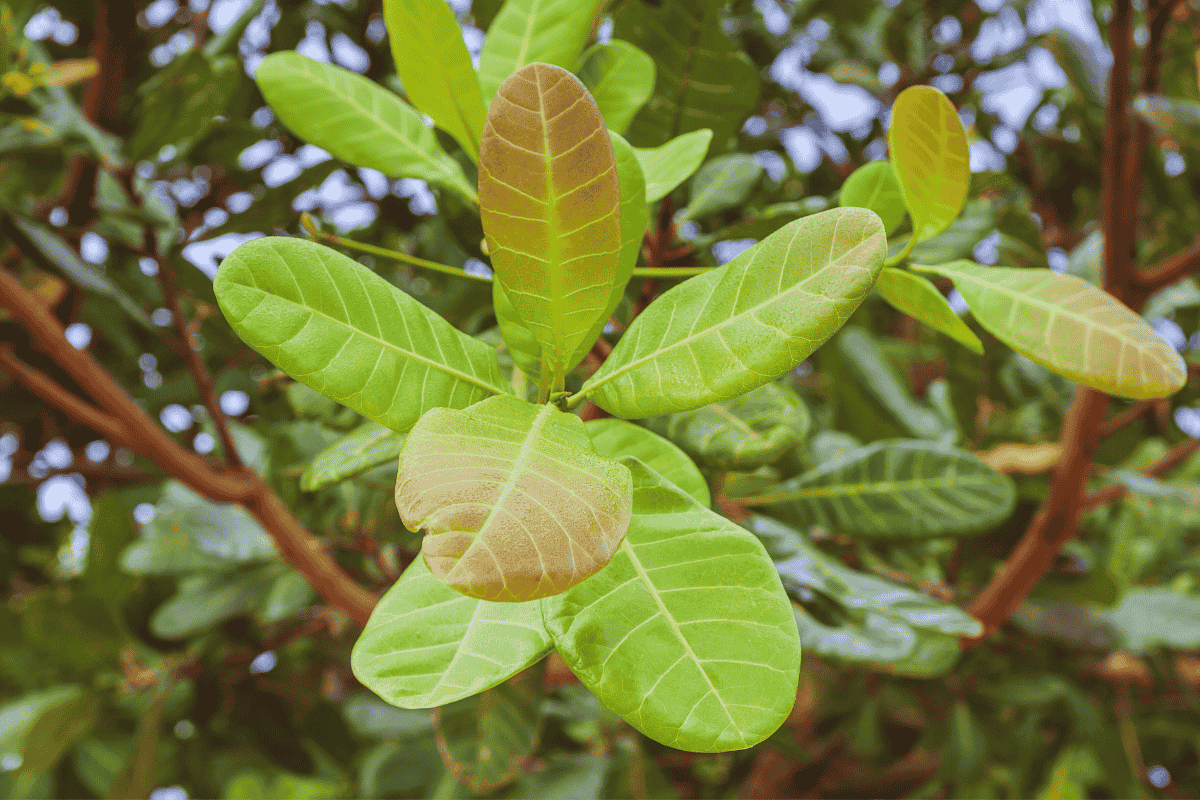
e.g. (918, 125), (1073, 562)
(395, 395), (633, 602)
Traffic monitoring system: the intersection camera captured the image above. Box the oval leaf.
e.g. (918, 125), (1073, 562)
(580, 207), (887, 418)
(351, 555), (551, 708)
(477, 0), (595, 102)
(741, 439), (1015, 538)
(680, 153), (764, 221)
(644, 381), (811, 469)
(839, 160), (905, 235)
(384, 0), (487, 161)
(480, 63), (622, 379)
(396, 395), (632, 602)
(888, 85), (969, 244)
(585, 418), (710, 506)
(576, 41), (656, 135)
(874, 266), (983, 354)
(215, 238), (510, 432)
(633, 129), (713, 203)
(913, 260), (1187, 399)
(543, 458), (800, 753)
(253, 51), (476, 203)
(301, 421), (407, 491)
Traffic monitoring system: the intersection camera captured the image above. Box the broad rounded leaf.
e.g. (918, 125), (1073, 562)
(585, 418), (710, 506)
(741, 439), (1015, 538)
(680, 153), (764, 221)
(576, 41), (656, 135)
(913, 260), (1187, 399)
(1133, 94), (1200, 150)
(543, 459), (800, 753)
(477, 0), (595, 102)
(480, 63), (622, 378)
(384, 0), (486, 161)
(351, 556), (551, 708)
(433, 671), (543, 793)
(214, 238), (510, 432)
(873, 267), (983, 354)
(633, 129), (713, 203)
(580, 207), (887, 418)
(615, 0), (760, 148)
(301, 421), (407, 491)
(253, 51), (476, 203)
(644, 381), (811, 468)
(396, 395), (633, 602)
(888, 86), (969, 244)
(839, 160), (905, 235)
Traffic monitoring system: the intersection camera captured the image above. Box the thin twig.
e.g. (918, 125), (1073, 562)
(0, 347), (130, 446)
(1081, 438), (1200, 510)
(1099, 399), (1157, 438)
(1133, 236), (1200, 298)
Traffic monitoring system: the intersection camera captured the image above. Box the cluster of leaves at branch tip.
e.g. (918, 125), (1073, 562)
(210, 0), (1190, 756)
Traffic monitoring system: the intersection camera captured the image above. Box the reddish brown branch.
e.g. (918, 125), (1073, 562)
(0, 347), (130, 447)
(1132, 237), (1200, 299)
(1099, 399), (1156, 438)
(1081, 438), (1200, 510)
(0, 266), (377, 625)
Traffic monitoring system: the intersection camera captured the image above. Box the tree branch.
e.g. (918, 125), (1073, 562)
(0, 266), (378, 625)
(1132, 236), (1200, 298)
(966, 0), (1138, 640)
(1080, 438), (1200, 510)
(0, 347), (131, 447)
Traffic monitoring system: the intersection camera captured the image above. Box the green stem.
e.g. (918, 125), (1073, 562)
(536, 359), (551, 404)
(305, 224), (492, 284)
(631, 266), (713, 278)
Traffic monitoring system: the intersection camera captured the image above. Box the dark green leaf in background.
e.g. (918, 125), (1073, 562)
(576, 41), (656, 136)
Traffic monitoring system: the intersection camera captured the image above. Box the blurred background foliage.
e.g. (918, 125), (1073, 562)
(2, 0), (1200, 797)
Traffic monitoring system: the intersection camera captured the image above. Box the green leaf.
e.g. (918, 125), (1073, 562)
(913, 260), (1188, 399)
(835, 326), (957, 442)
(301, 421), (407, 491)
(479, 63), (622, 381)
(384, 0), (487, 161)
(215, 237), (510, 433)
(874, 267), (983, 354)
(253, 51), (477, 203)
(838, 160), (906, 236)
(477, 0), (595, 103)
(15, 692), (100, 779)
(396, 395), (632, 602)
(1044, 27), (1108, 106)
(0, 686), (81, 759)
(432, 670), (542, 793)
(644, 381), (811, 469)
(543, 458), (800, 753)
(580, 207), (887, 418)
(633, 129), (713, 203)
(1133, 94), (1200, 150)
(744, 515), (980, 675)
(741, 439), (1015, 538)
(127, 50), (237, 161)
(679, 153), (764, 221)
(585, 417), (710, 506)
(887, 85), (969, 244)
(150, 565), (280, 639)
(576, 41), (656, 136)
(1104, 587), (1200, 651)
(120, 481), (275, 575)
(615, 0), (760, 148)
(351, 555), (552, 708)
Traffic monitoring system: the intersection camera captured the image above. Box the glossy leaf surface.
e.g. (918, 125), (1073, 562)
(576, 41), (656, 135)
(254, 51), (476, 202)
(680, 153), (764, 221)
(645, 381), (810, 469)
(585, 418), (710, 506)
(301, 421), (407, 491)
(580, 208), (887, 418)
(543, 459), (800, 753)
(744, 515), (980, 675)
(215, 237), (510, 432)
(383, 0), (486, 160)
(838, 160), (906, 235)
(433, 671), (542, 793)
(479, 63), (622, 378)
(1133, 94), (1200, 149)
(351, 556), (551, 708)
(874, 267), (983, 354)
(615, 0), (760, 148)
(632, 129), (713, 203)
(914, 260), (1187, 399)
(396, 395), (632, 602)
(836, 326), (957, 442)
(741, 440), (1015, 538)
(477, 0), (594, 102)
(888, 86), (969, 244)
